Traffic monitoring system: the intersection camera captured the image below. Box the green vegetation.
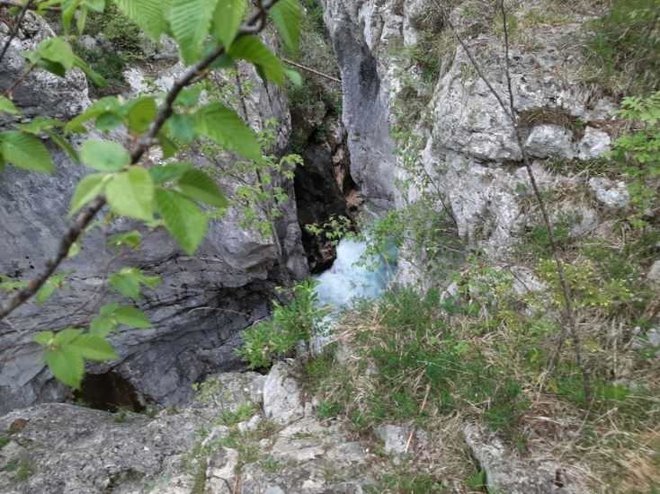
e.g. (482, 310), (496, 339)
(185, 416), (280, 493)
(238, 280), (328, 369)
(585, 0), (660, 95)
(287, 0), (342, 153)
(215, 403), (256, 427)
(299, 91), (660, 493)
(3, 458), (35, 482)
(368, 470), (447, 493)
(74, 4), (145, 95)
(610, 91), (660, 224)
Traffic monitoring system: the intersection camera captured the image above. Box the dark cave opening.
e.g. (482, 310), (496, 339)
(75, 371), (146, 413)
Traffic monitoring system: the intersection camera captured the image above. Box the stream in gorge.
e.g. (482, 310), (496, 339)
(314, 237), (397, 310)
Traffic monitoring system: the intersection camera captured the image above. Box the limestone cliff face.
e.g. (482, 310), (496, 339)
(0, 15), (308, 414)
(321, 0), (619, 259)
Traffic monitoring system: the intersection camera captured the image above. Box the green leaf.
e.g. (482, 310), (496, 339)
(269, 0), (301, 53)
(70, 173), (107, 215)
(45, 346), (84, 389)
(158, 132), (178, 159)
(36, 274), (66, 305)
(73, 54), (107, 87)
(20, 117), (61, 135)
(106, 167), (154, 221)
(34, 331), (55, 346)
(30, 37), (76, 76)
(284, 68), (303, 87)
(149, 162), (192, 184)
(114, 306), (151, 328)
(194, 103), (260, 159)
(212, 0), (246, 49)
(70, 334), (118, 361)
(65, 97), (121, 133)
(168, 0), (219, 64)
(108, 268), (160, 299)
(126, 97), (157, 134)
(0, 96), (19, 115)
(95, 112), (124, 132)
(90, 316), (116, 337)
(1, 131), (55, 173)
(55, 328), (83, 345)
(90, 303), (120, 336)
(114, 0), (169, 39)
(60, 0), (80, 33)
(155, 188), (208, 255)
(175, 86), (203, 108)
(46, 132), (80, 163)
(165, 113), (197, 144)
(108, 230), (142, 250)
(86, 0), (106, 13)
(228, 35), (286, 85)
(80, 139), (130, 171)
(109, 268), (141, 299)
(67, 241), (81, 258)
(178, 169), (228, 207)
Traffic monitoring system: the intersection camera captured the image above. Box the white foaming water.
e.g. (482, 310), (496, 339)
(314, 238), (395, 310)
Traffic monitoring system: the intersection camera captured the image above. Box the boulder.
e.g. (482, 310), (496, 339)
(0, 367), (372, 493)
(588, 177), (630, 209)
(464, 423), (588, 494)
(263, 361), (305, 425)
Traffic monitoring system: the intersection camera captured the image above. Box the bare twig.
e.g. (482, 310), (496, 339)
(496, 1), (588, 400)
(442, 0), (590, 400)
(0, 0), (31, 65)
(0, 1), (279, 323)
(282, 58), (341, 83)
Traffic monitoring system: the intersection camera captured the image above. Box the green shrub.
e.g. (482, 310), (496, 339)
(238, 280), (327, 369)
(215, 404), (256, 426)
(74, 4), (145, 95)
(371, 472), (447, 493)
(585, 0), (660, 95)
(610, 91), (660, 225)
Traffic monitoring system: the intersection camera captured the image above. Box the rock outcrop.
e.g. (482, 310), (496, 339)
(0, 15), (307, 414)
(0, 365), (371, 493)
(321, 0), (618, 257)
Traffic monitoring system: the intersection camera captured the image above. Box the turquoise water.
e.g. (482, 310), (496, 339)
(314, 238), (396, 310)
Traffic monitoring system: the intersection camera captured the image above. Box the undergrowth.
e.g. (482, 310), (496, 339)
(300, 93), (660, 492)
(73, 4), (145, 96)
(584, 0), (660, 96)
(238, 280), (328, 369)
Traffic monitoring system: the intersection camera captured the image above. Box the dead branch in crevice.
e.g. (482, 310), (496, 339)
(282, 58), (342, 83)
(439, 0), (591, 401)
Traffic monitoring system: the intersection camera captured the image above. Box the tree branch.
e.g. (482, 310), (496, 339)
(0, 1), (279, 323)
(0, 0), (31, 65)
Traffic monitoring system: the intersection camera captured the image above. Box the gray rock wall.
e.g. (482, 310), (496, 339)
(321, 0), (618, 263)
(0, 15), (307, 413)
(321, 0), (399, 212)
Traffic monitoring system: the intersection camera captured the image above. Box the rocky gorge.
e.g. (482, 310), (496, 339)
(1, 0), (658, 492)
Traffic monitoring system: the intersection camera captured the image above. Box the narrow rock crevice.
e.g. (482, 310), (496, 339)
(293, 113), (361, 272)
(75, 371), (145, 413)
